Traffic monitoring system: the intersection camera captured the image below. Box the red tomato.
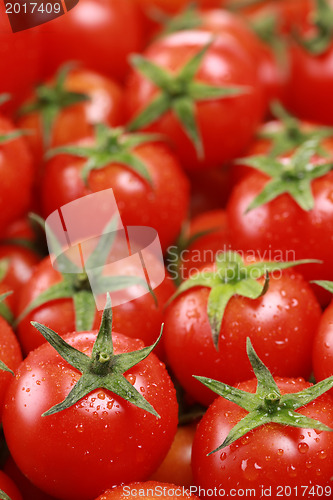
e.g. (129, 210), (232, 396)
(0, 245), (40, 314)
(17, 255), (175, 357)
(0, 115), (33, 233)
(192, 377), (333, 496)
(136, 0), (222, 16)
(189, 166), (232, 217)
(150, 424), (197, 488)
(95, 481), (200, 500)
(40, 0), (144, 83)
(125, 30), (265, 171)
(41, 138), (190, 252)
(3, 331), (178, 500)
(0, 3), (40, 115)
(0, 316), (22, 419)
(0, 471), (22, 500)
(164, 265), (321, 406)
(17, 68), (125, 166)
(313, 300), (333, 392)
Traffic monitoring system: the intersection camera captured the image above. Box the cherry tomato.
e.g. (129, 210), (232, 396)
(192, 377), (333, 495)
(313, 299), (333, 392)
(3, 331), (178, 500)
(0, 316), (22, 419)
(40, 0), (144, 82)
(95, 481), (200, 500)
(164, 265), (321, 406)
(125, 30), (265, 171)
(0, 471), (22, 500)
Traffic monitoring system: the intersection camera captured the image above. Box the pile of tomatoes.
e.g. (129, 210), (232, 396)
(2, 0), (333, 499)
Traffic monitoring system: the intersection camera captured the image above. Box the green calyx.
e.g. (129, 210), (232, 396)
(295, 0), (333, 55)
(0, 284), (14, 326)
(195, 338), (333, 455)
(0, 292), (14, 376)
(0, 489), (12, 500)
(128, 42), (248, 158)
(15, 214), (156, 332)
(168, 251), (318, 348)
(162, 5), (202, 36)
(259, 101), (333, 158)
(240, 139), (333, 212)
(32, 295), (162, 417)
(47, 123), (159, 185)
(19, 64), (90, 148)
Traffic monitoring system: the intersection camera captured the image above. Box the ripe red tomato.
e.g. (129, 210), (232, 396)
(313, 299), (333, 391)
(95, 481), (200, 500)
(125, 30), (265, 171)
(16, 255), (175, 357)
(192, 377), (333, 496)
(164, 265), (321, 406)
(0, 3), (40, 115)
(3, 330), (178, 500)
(150, 423), (197, 488)
(0, 316), (22, 419)
(41, 136), (190, 252)
(0, 115), (33, 233)
(136, 0), (223, 16)
(0, 471), (22, 500)
(40, 0), (144, 83)
(17, 68), (125, 166)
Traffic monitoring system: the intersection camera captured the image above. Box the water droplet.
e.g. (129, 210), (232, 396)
(287, 465), (297, 478)
(305, 461), (312, 469)
(76, 424), (84, 433)
(97, 392), (105, 400)
(277, 449), (284, 456)
(318, 450), (327, 460)
(220, 452), (227, 461)
(298, 443), (309, 454)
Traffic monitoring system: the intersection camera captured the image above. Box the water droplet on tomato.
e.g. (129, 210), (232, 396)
(298, 443), (309, 454)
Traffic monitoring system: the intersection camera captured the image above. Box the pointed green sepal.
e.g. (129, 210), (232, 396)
(294, 0), (333, 55)
(0, 488), (13, 500)
(33, 295), (161, 418)
(0, 290), (14, 325)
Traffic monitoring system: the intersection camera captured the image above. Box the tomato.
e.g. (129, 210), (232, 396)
(125, 30), (265, 171)
(3, 329), (178, 500)
(17, 253), (175, 357)
(313, 300), (333, 391)
(150, 423), (197, 488)
(41, 134), (190, 252)
(0, 245), (40, 314)
(168, 210), (230, 283)
(136, 0), (223, 16)
(227, 157), (333, 306)
(192, 377), (333, 496)
(164, 263), (321, 406)
(0, 316), (22, 419)
(17, 68), (125, 166)
(0, 115), (33, 233)
(95, 481), (200, 500)
(0, 471), (22, 500)
(189, 166), (232, 217)
(40, 0), (144, 83)
(0, 3), (40, 115)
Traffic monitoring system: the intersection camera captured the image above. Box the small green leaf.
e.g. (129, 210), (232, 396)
(178, 42), (212, 83)
(207, 284), (235, 348)
(0, 260), (9, 282)
(73, 291), (96, 332)
(246, 338), (280, 400)
(246, 179), (291, 213)
(0, 360), (14, 376)
(0, 488), (13, 500)
(172, 96), (203, 158)
(236, 155), (283, 178)
(128, 93), (171, 132)
(189, 82), (249, 101)
(130, 55), (173, 89)
(0, 129), (27, 144)
(282, 376), (333, 410)
(84, 214), (119, 270)
(271, 412), (333, 433)
(112, 151), (152, 184)
(0, 94), (11, 106)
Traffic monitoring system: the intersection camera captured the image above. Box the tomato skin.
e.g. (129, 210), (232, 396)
(40, 0), (144, 83)
(0, 471), (22, 500)
(17, 69), (125, 166)
(150, 423), (197, 488)
(0, 116), (34, 233)
(227, 169), (333, 306)
(0, 317), (22, 419)
(136, 0), (223, 16)
(125, 30), (265, 171)
(17, 256), (175, 357)
(96, 481), (200, 500)
(164, 267), (321, 406)
(3, 331), (178, 500)
(192, 378), (333, 496)
(313, 301), (333, 392)
(41, 140), (190, 252)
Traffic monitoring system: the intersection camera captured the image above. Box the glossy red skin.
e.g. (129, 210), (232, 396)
(313, 300), (333, 394)
(17, 256), (175, 357)
(3, 217), (36, 242)
(285, 41), (333, 125)
(137, 0), (223, 15)
(125, 30), (265, 171)
(164, 266), (321, 406)
(3, 331), (178, 500)
(0, 245), (40, 314)
(173, 210), (230, 282)
(40, 0), (144, 83)
(0, 471), (23, 500)
(0, 116), (33, 232)
(41, 140), (190, 252)
(96, 481), (200, 500)
(192, 377), (333, 496)
(227, 168), (333, 305)
(17, 68), (125, 166)
(0, 3), (40, 116)
(4, 456), (57, 500)
(0, 317), (22, 419)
